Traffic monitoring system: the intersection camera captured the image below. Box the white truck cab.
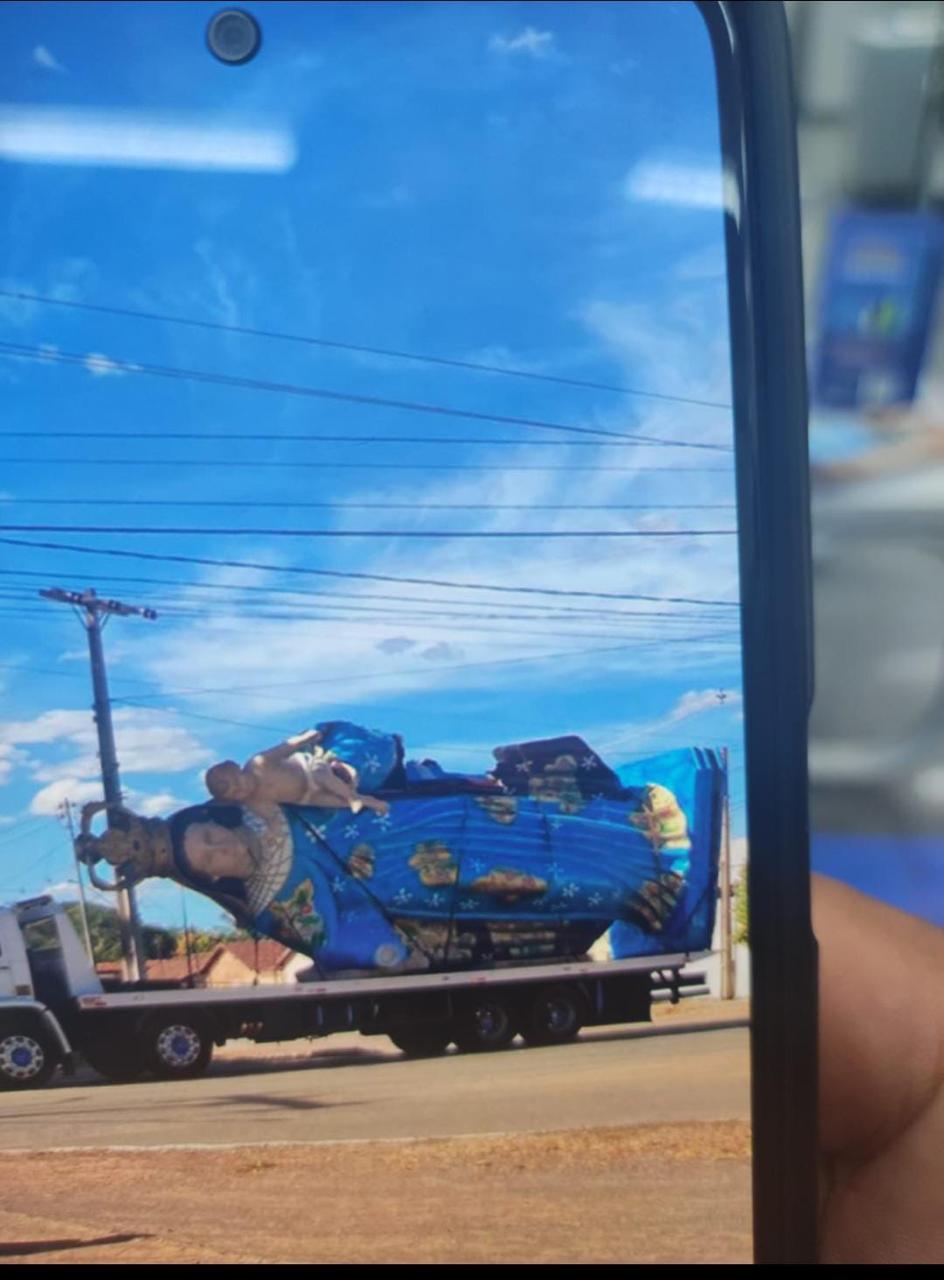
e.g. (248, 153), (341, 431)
(0, 896), (96, 1089)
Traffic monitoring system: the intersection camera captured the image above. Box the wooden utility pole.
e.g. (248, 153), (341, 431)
(40, 587), (157, 982)
(719, 745), (735, 1000)
(58, 800), (94, 962)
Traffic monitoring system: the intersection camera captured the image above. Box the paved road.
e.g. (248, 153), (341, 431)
(1, 1023), (749, 1150)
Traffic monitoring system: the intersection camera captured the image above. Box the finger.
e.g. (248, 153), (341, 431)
(813, 873), (944, 1159)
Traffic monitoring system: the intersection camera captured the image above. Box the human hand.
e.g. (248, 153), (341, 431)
(814, 873), (944, 1263)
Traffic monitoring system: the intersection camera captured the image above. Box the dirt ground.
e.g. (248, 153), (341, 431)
(0, 1121), (752, 1264)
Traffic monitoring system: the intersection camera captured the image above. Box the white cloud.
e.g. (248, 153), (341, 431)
(624, 160), (740, 218)
(489, 28), (556, 59)
(0, 743), (28, 785)
(83, 351), (127, 377)
(33, 46), (66, 73)
(580, 296), (733, 429)
(666, 688), (742, 725)
(30, 777), (103, 815)
(128, 789), (184, 817)
(29, 780), (185, 820)
(0, 107), (297, 173)
(0, 709), (213, 812)
(56, 648), (88, 663)
(44, 880), (77, 896)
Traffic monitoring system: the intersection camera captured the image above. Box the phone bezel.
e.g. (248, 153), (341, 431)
(699, 1), (817, 1264)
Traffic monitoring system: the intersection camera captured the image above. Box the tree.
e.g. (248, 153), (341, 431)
(64, 902), (177, 961)
(733, 874), (749, 947)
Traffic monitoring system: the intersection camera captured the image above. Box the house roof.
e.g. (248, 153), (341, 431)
(94, 939), (297, 983)
(220, 938), (295, 971)
(146, 949), (222, 982)
(95, 947), (221, 983)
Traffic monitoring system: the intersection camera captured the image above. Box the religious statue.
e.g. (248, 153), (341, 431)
(76, 721), (724, 976)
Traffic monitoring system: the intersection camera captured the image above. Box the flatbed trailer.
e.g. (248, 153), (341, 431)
(0, 896), (708, 1089)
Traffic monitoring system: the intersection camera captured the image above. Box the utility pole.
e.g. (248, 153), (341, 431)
(719, 744), (735, 1000)
(57, 800), (94, 963)
(40, 587), (157, 982)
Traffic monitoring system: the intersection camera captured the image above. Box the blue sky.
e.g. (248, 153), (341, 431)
(0, 1), (744, 932)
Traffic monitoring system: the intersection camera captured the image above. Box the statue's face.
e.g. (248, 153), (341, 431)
(207, 762), (255, 803)
(183, 822), (255, 881)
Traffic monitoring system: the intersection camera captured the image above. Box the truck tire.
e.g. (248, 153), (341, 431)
(83, 1038), (147, 1084)
(388, 1026), (453, 1058)
(522, 986), (584, 1047)
(0, 1017), (58, 1090)
(144, 1015), (213, 1080)
(453, 997), (517, 1053)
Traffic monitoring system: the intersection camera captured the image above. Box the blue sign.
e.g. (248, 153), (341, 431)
(813, 210), (944, 409)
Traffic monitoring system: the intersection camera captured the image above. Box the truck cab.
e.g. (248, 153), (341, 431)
(0, 896), (98, 1089)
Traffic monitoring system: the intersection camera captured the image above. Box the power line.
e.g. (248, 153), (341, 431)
(4, 579), (736, 638)
(0, 497), (738, 511)
(0, 658), (158, 688)
(0, 429), (717, 452)
(0, 523), (737, 539)
(0, 287), (735, 412)
(115, 631), (743, 704)
(0, 817), (54, 850)
(143, 603), (742, 645)
(0, 340), (730, 451)
(0, 568), (737, 621)
(0, 536), (742, 607)
(0, 456), (727, 474)
(0, 602), (741, 647)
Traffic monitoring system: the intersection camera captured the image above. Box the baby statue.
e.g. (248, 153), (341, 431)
(205, 728), (389, 817)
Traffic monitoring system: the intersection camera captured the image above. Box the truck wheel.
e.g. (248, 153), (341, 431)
(522, 987), (584, 1047)
(83, 1039), (147, 1084)
(0, 1019), (57, 1090)
(145, 1016), (213, 1080)
(453, 998), (517, 1053)
(388, 1027), (453, 1058)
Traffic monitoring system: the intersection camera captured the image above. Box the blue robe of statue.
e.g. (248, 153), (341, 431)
(166, 723), (725, 975)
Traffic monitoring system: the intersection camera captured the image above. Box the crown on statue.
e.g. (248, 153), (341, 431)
(76, 801), (175, 881)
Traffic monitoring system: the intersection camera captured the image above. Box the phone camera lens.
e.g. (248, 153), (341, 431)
(206, 8), (262, 65)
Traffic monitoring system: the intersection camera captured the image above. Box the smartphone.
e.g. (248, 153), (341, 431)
(0, 1), (815, 1264)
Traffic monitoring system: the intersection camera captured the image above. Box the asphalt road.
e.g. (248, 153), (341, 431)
(1, 1023), (749, 1151)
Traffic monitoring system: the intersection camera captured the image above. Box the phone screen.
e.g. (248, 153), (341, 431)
(0, 1), (751, 1263)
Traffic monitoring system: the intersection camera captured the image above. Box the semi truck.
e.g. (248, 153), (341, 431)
(0, 893), (709, 1090)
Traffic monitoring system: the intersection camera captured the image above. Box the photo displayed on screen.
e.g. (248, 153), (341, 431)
(0, 2), (750, 1263)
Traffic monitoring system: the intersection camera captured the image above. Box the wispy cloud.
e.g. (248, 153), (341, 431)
(489, 28), (556, 59)
(33, 46), (66, 74)
(592, 688), (743, 756)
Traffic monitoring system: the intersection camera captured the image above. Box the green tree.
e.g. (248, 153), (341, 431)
(733, 874), (749, 946)
(64, 901), (177, 961)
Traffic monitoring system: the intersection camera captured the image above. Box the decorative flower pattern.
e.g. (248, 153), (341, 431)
(409, 840), (458, 886)
(269, 879), (326, 950)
